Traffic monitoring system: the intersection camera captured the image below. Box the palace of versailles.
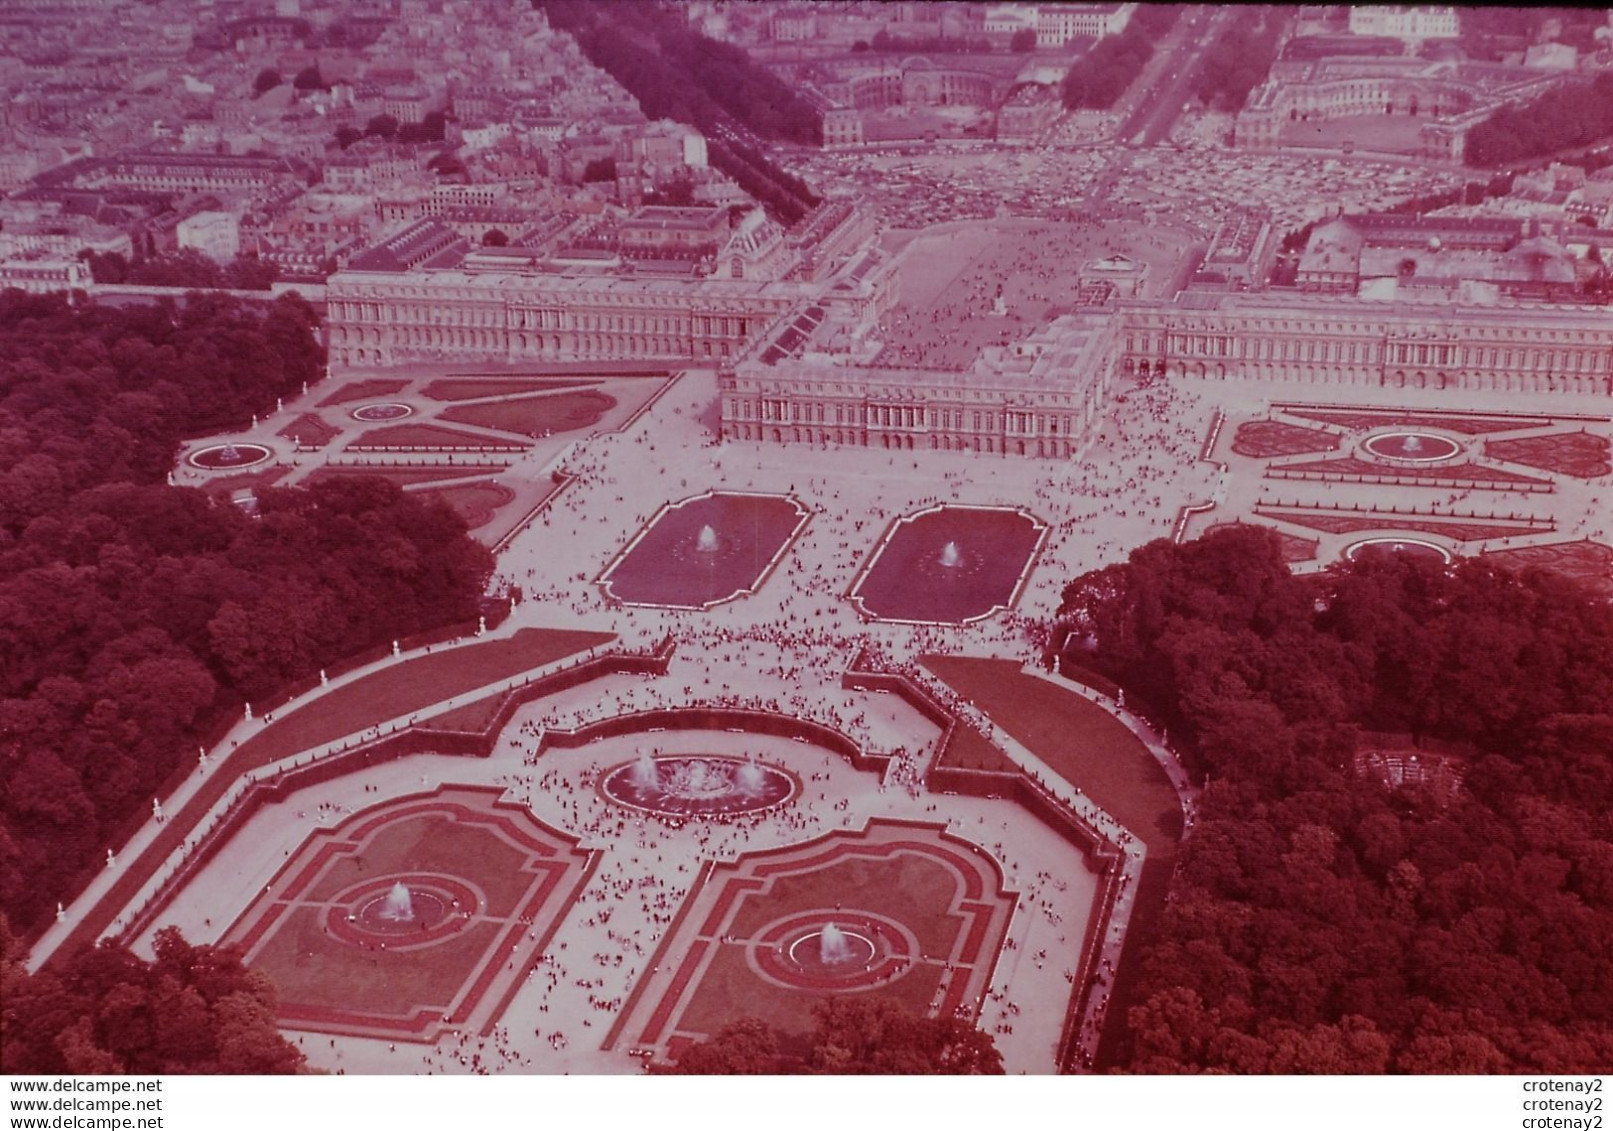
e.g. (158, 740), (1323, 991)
(326, 200), (1613, 460)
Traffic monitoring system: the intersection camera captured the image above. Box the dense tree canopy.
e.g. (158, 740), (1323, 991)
(0, 293), (493, 936)
(653, 998), (1004, 1074)
(1466, 74), (1613, 168)
(1192, 7), (1288, 112)
(1, 918), (303, 1074)
(1061, 5), (1182, 111)
(1055, 527), (1613, 1072)
(580, 156), (617, 184)
(539, 0), (820, 223)
(868, 28), (992, 55)
(84, 249), (281, 292)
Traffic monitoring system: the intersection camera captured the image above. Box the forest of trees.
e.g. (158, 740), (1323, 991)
(0, 292), (494, 937)
(653, 998), (1003, 1074)
(1466, 74), (1613, 168)
(1061, 5), (1182, 111)
(1191, 7), (1289, 112)
(83, 248), (281, 292)
(1, 921), (303, 1074)
(867, 28), (992, 56)
(1056, 526), (1613, 1071)
(539, 0), (820, 223)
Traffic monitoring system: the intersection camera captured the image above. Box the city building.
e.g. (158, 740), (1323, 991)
(1346, 6), (1460, 43)
(176, 210), (241, 262)
(1036, 2), (1136, 48)
(1117, 289), (1611, 395)
(1234, 56), (1565, 159)
(325, 268), (810, 368)
(721, 309), (1118, 458)
(1297, 214), (1582, 302)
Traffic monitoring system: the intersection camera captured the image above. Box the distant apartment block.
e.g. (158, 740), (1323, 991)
(770, 7), (817, 42)
(176, 210), (241, 262)
(0, 257), (91, 294)
(1036, 2), (1136, 48)
(1347, 6), (1460, 43)
(88, 151), (299, 195)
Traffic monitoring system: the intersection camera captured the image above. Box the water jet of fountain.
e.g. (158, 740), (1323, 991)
(939, 541), (962, 569)
(735, 756), (767, 797)
(1403, 435), (1423, 453)
(819, 922), (853, 964)
(378, 881), (414, 922)
(633, 750), (661, 789)
(696, 525), (719, 554)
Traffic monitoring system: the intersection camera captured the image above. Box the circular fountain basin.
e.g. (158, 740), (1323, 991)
(598, 755), (798, 818)
(1362, 431), (1460, 462)
(1344, 537), (1452, 565)
(326, 874), (481, 948)
(356, 889), (448, 934)
(751, 910), (916, 991)
(787, 929), (877, 976)
(351, 402), (414, 421)
(188, 442), (272, 470)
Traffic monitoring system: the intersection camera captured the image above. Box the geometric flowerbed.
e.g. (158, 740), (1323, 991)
(317, 379), (412, 407)
(279, 413), (342, 448)
(1231, 419), (1341, 458)
(1206, 521), (1318, 562)
(423, 378), (604, 401)
(608, 819), (1016, 1061)
(350, 423), (531, 451)
(1483, 432), (1613, 478)
(1280, 407), (1550, 435)
(439, 391), (618, 437)
(1267, 456), (1550, 490)
(220, 787), (597, 1043)
(1482, 539), (1613, 597)
(414, 482), (519, 531)
(1255, 508), (1550, 542)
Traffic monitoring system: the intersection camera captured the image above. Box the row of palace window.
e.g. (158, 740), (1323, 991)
(1127, 333), (1604, 373)
(744, 398), (1076, 434)
(334, 302), (754, 340)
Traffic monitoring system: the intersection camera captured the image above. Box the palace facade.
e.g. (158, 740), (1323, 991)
(720, 312), (1120, 459)
(327, 235), (1613, 462)
(1234, 58), (1562, 159)
(720, 290), (1612, 460)
(325, 269), (810, 368)
(1117, 291), (1613, 396)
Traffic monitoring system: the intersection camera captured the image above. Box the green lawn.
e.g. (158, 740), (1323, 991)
(235, 627), (613, 767)
(304, 816), (535, 916)
(56, 628), (612, 961)
(253, 907), (498, 1014)
(422, 378), (601, 401)
(316, 378), (410, 407)
(921, 655), (1183, 1069)
(935, 719), (1016, 773)
(922, 656), (1181, 845)
(678, 944), (941, 1043)
(726, 855), (964, 957)
(439, 391), (619, 437)
(423, 691), (509, 735)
